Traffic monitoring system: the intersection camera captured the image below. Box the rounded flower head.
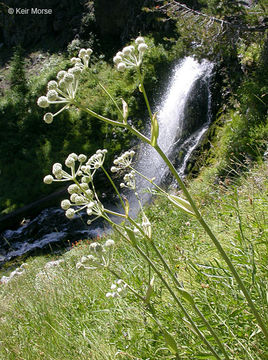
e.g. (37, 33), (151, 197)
(57, 70), (67, 80)
(78, 48), (87, 58)
(64, 73), (74, 83)
(114, 37), (148, 72)
(43, 175), (53, 184)
(69, 66), (83, 76)
(43, 113), (54, 124)
(117, 62), (126, 72)
(113, 55), (122, 65)
(68, 184), (79, 194)
(138, 43), (148, 53)
(47, 90), (58, 102)
(122, 46), (134, 56)
(135, 36), (145, 44)
(65, 155), (75, 168)
(65, 208), (75, 219)
(47, 80), (58, 90)
(70, 57), (81, 65)
(37, 96), (49, 108)
(61, 199), (71, 210)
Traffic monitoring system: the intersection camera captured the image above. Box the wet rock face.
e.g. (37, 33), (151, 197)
(0, 207), (105, 266)
(182, 77), (210, 137)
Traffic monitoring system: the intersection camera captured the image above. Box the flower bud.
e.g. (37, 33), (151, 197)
(66, 208), (75, 219)
(68, 67), (82, 76)
(78, 48), (86, 58)
(47, 90), (58, 102)
(113, 55), (122, 64)
(86, 48), (93, 56)
(47, 80), (58, 90)
(70, 193), (78, 202)
(65, 156), (75, 168)
(52, 163), (62, 174)
(64, 73), (74, 83)
(43, 175), (53, 184)
(122, 46), (132, 56)
(69, 153), (78, 161)
(68, 184), (79, 194)
(61, 199), (71, 210)
(138, 43), (148, 53)
(135, 36), (145, 44)
(37, 96), (49, 108)
(43, 112), (53, 124)
(70, 57), (81, 64)
(57, 70), (67, 80)
(117, 62), (126, 72)
(78, 154), (87, 163)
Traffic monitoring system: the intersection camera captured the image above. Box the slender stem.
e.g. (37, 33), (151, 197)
(127, 216), (229, 358)
(129, 165), (166, 194)
(111, 223), (221, 359)
(138, 71), (153, 120)
(98, 82), (124, 120)
(101, 165), (126, 211)
(73, 101), (124, 128)
(130, 239), (221, 359)
(73, 80), (268, 340)
(73, 100), (151, 145)
(154, 144), (268, 342)
(149, 242), (230, 359)
(103, 208), (126, 219)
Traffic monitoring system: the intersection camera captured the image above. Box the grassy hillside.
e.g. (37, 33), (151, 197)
(0, 158), (267, 359)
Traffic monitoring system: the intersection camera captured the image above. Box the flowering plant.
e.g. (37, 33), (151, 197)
(38, 36), (268, 358)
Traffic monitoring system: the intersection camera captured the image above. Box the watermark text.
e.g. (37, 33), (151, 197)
(8, 8), (53, 15)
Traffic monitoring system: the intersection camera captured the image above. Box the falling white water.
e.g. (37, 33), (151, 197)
(135, 57), (213, 195)
(0, 57), (214, 264)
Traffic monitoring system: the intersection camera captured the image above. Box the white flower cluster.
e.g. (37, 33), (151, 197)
(76, 239), (115, 270)
(37, 48), (93, 123)
(43, 150), (107, 221)
(106, 279), (128, 298)
(113, 36), (148, 72)
(111, 150), (135, 173)
(120, 171), (136, 190)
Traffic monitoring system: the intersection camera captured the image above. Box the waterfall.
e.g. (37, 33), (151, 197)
(134, 56), (213, 198)
(0, 57), (213, 265)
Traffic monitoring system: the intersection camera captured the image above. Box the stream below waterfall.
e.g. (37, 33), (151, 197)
(0, 57), (213, 266)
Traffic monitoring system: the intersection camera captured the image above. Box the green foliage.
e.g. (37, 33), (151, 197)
(1, 160), (267, 359)
(0, 38), (173, 213)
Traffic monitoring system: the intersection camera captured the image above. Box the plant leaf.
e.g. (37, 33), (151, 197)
(125, 227), (137, 246)
(162, 329), (179, 355)
(168, 194), (195, 216)
(144, 276), (154, 304)
(176, 287), (195, 305)
(121, 98), (128, 124)
(151, 112), (159, 147)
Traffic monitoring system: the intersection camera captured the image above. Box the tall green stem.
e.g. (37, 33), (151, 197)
(111, 224), (222, 359)
(154, 144), (268, 342)
(73, 78), (268, 341)
(127, 216), (229, 359)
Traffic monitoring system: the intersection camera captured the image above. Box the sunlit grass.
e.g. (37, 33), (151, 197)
(0, 161), (267, 359)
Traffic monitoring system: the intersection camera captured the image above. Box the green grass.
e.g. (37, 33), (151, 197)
(0, 159), (267, 359)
